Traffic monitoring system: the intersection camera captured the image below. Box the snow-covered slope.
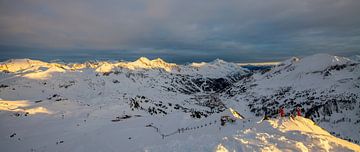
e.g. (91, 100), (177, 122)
(0, 58), (69, 73)
(349, 55), (360, 63)
(181, 59), (247, 78)
(94, 57), (179, 73)
(148, 117), (360, 151)
(0, 54), (359, 151)
(228, 53), (360, 144)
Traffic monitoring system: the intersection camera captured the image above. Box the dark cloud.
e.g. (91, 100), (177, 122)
(0, 0), (359, 63)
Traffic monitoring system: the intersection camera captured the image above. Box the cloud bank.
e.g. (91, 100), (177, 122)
(0, 0), (360, 62)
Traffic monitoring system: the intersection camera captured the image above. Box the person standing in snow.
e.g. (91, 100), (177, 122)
(220, 116), (226, 126)
(279, 106), (285, 117)
(296, 107), (302, 117)
(263, 108), (270, 120)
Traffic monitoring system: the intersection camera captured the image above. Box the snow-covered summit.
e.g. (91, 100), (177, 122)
(123, 57), (178, 72)
(261, 53), (356, 83)
(295, 53), (351, 72)
(272, 53), (352, 74)
(181, 59), (247, 78)
(0, 59), (68, 73)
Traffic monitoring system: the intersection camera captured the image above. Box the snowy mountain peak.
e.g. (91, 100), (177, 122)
(269, 53), (354, 77)
(301, 53), (351, 65)
(127, 57), (178, 72)
(133, 57), (169, 66)
(211, 59), (227, 64)
(152, 58), (166, 63)
(135, 57), (152, 64)
(290, 53), (352, 73)
(0, 58), (67, 73)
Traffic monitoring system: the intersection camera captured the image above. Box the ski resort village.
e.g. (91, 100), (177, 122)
(0, 54), (360, 151)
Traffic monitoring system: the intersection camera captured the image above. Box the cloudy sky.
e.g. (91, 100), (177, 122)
(0, 0), (360, 63)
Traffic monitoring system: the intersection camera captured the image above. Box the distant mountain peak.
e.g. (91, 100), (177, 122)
(135, 57), (151, 64)
(127, 57), (177, 72)
(152, 58), (166, 62)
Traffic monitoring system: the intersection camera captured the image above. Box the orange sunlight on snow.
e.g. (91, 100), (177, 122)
(0, 99), (52, 114)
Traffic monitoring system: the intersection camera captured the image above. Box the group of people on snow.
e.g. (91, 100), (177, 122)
(278, 106), (302, 118)
(263, 106), (302, 120)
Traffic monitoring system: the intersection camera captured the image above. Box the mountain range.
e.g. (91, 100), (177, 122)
(0, 53), (359, 151)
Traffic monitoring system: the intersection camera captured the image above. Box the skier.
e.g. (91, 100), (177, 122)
(220, 116), (226, 126)
(263, 108), (270, 120)
(296, 107), (302, 117)
(278, 106), (285, 117)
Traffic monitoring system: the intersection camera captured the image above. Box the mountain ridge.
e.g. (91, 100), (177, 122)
(0, 53), (359, 151)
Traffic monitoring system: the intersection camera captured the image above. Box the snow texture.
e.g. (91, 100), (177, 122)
(0, 54), (359, 151)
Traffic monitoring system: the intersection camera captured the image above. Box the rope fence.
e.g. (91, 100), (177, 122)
(145, 116), (261, 139)
(145, 119), (220, 139)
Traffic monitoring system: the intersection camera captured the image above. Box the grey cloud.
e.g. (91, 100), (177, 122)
(0, 0), (359, 62)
